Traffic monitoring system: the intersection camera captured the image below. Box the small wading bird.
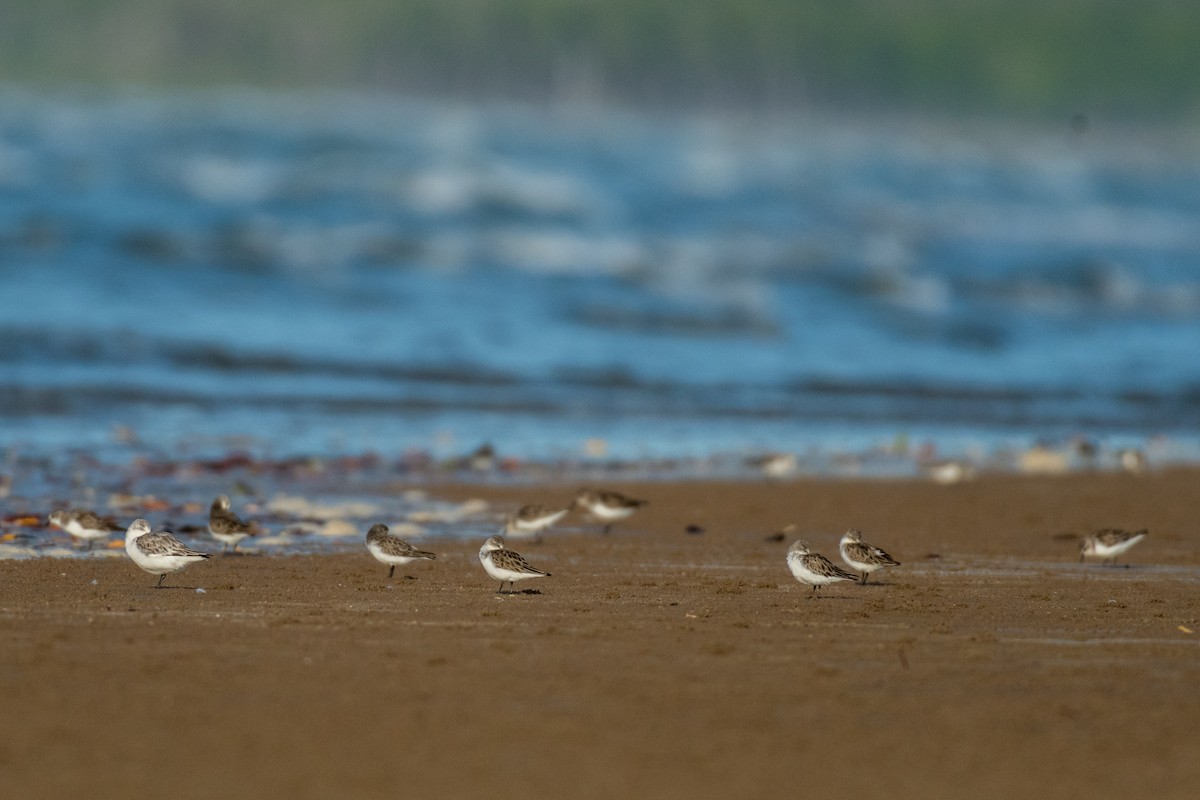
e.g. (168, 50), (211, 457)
(839, 529), (901, 584)
(787, 539), (858, 598)
(124, 518), (210, 588)
(573, 488), (647, 535)
(923, 459), (976, 485)
(1080, 528), (1148, 566)
(505, 503), (570, 542)
(479, 535), (551, 594)
(365, 523), (436, 580)
(747, 452), (797, 479)
(209, 495), (259, 554)
(49, 508), (123, 550)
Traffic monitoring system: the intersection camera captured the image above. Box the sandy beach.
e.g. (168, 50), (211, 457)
(2, 469), (1198, 799)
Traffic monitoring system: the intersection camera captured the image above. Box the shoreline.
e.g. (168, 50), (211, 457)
(2, 470), (1198, 798)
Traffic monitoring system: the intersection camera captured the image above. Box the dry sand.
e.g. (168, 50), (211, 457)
(2, 470), (1199, 799)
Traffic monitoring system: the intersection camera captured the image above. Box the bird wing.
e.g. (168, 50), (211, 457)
(136, 532), (209, 558)
(211, 512), (256, 536)
(377, 535), (435, 559)
(599, 491), (645, 508)
(805, 553), (857, 581)
(1096, 528), (1144, 546)
(843, 542), (875, 563)
(492, 549), (548, 576)
(75, 510), (122, 531)
(868, 545), (899, 565)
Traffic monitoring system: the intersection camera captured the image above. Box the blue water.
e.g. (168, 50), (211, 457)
(3, 89), (1200, 464)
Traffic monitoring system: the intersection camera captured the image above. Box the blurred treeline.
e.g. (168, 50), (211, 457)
(4, 0), (1198, 117)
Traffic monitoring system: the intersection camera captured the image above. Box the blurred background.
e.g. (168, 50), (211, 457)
(2, 1), (1200, 469)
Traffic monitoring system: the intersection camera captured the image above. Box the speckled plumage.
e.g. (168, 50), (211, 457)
(839, 529), (900, 584)
(209, 495), (258, 553)
(365, 523), (436, 580)
(49, 508), (123, 550)
(1080, 528), (1147, 565)
(787, 539), (858, 597)
(505, 504), (570, 540)
(479, 535), (550, 593)
(574, 488), (646, 533)
(125, 518), (210, 588)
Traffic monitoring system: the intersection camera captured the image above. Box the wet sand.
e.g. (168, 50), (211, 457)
(2, 470), (1198, 799)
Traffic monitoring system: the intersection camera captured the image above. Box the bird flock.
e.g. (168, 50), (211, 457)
(46, 486), (1149, 593)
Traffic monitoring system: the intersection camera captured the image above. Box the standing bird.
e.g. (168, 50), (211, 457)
(505, 504), (570, 542)
(839, 529), (901, 584)
(124, 518), (210, 588)
(365, 523), (436, 580)
(1080, 528), (1148, 566)
(209, 495), (258, 554)
(747, 453), (797, 479)
(573, 488), (646, 535)
(787, 539), (858, 598)
(923, 459), (976, 485)
(48, 508), (123, 551)
(1117, 449), (1147, 475)
(478, 535), (551, 594)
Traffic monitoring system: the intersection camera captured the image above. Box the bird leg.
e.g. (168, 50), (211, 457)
(388, 565), (396, 580)
(156, 574), (166, 589)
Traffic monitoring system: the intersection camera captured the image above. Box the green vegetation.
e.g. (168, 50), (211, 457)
(4, 0), (1199, 117)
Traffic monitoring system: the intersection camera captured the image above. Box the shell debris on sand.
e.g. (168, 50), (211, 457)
(1019, 444), (1070, 475)
(107, 494), (172, 512)
(408, 498), (489, 524)
(0, 544), (41, 559)
(318, 520), (359, 538)
(266, 495), (381, 520)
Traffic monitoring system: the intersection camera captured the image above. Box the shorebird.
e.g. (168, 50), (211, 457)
(365, 523), (436, 580)
(787, 539), (858, 598)
(49, 508), (123, 550)
(764, 522), (799, 543)
(504, 503), (570, 542)
(747, 453), (797, 479)
(1080, 528), (1148, 566)
(1117, 449), (1147, 475)
(468, 442), (496, 472)
(209, 495), (258, 554)
(124, 519), (210, 588)
(478, 535), (550, 594)
(573, 488), (646, 535)
(839, 529), (901, 584)
(923, 459), (976, 485)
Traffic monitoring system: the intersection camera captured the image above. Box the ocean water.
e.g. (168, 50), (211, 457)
(2, 89), (1200, 467)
